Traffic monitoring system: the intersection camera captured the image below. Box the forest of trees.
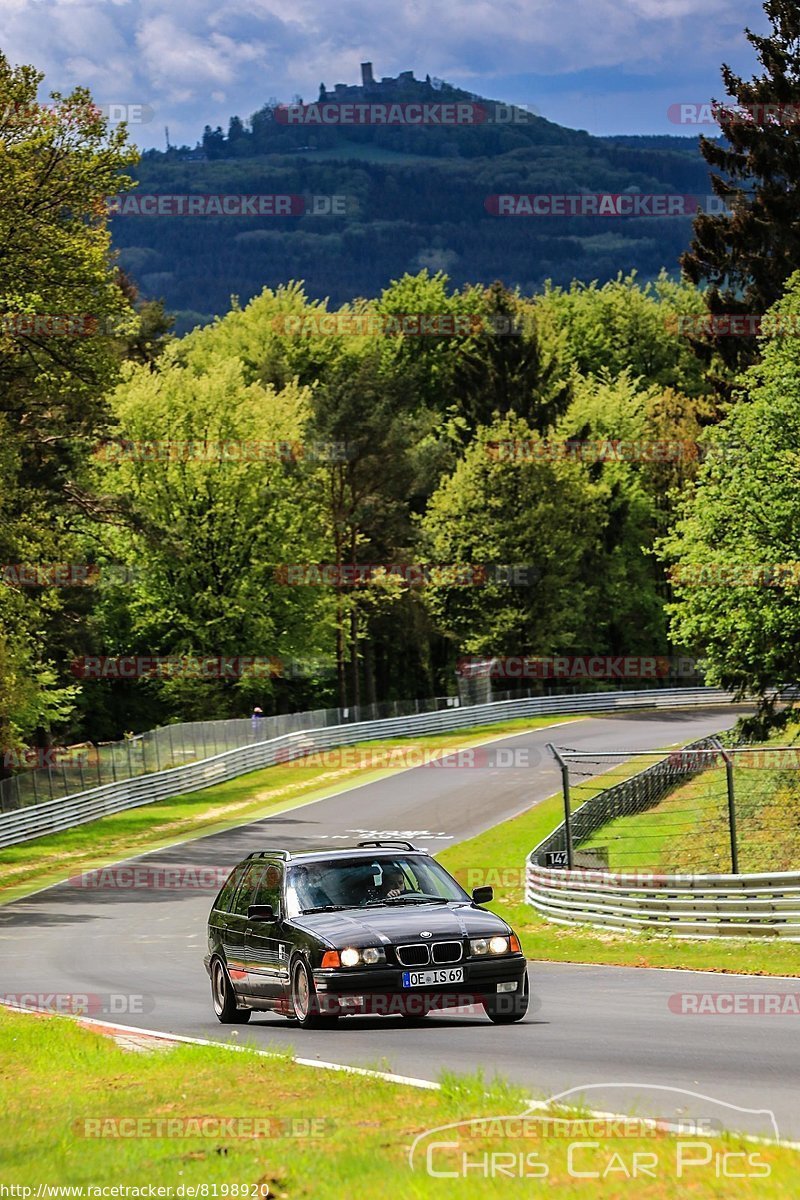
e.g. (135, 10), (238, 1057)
(4, 0), (800, 765)
(123, 82), (711, 330)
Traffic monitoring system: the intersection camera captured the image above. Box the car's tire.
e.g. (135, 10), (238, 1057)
(483, 971), (529, 1025)
(290, 958), (338, 1029)
(211, 958), (251, 1024)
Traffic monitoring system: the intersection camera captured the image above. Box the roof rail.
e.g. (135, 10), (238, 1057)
(356, 839), (420, 851)
(246, 849), (291, 860)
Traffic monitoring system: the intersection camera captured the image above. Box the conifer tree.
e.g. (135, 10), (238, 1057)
(682, 0), (800, 377)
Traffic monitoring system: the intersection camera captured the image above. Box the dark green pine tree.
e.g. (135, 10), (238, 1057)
(453, 282), (572, 434)
(681, 0), (800, 380)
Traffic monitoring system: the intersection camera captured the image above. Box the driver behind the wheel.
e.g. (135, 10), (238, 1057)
(365, 864), (412, 902)
(384, 867), (410, 898)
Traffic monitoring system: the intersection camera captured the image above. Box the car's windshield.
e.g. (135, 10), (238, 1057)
(285, 855), (469, 917)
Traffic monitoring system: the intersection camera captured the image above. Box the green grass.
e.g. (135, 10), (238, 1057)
(578, 725), (800, 874)
(0, 714), (578, 905)
(437, 770), (800, 976)
(1, 1006), (797, 1196)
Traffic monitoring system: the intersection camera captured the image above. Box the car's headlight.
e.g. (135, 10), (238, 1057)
(470, 935), (510, 956)
(338, 946), (386, 968)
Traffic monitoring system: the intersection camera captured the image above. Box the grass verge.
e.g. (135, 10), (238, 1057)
(0, 714), (577, 905)
(0, 1006), (796, 1196)
(579, 725), (800, 874)
(437, 773), (800, 977)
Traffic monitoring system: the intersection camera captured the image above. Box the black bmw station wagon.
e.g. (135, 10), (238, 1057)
(205, 841), (529, 1027)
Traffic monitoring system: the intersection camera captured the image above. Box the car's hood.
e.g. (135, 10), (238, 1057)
(290, 902), (510, 946)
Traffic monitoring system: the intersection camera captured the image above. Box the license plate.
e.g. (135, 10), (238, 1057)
(402, 967), (464, 988)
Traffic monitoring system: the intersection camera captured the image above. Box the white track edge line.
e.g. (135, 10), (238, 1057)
(2, 1001), (797, 1150)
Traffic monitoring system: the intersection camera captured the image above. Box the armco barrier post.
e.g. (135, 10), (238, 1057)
(718, 745), (739, 874)
(546, 742), (573, 867)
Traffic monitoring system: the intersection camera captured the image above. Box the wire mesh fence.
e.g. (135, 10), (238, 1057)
(0, 698), (471, 813)
(539, 740), (800, 875)
(1, 674), (704, 816)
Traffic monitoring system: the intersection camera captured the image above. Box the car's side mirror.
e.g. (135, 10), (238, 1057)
(472, 886), (493, 904)
(248, 903), (275, 921)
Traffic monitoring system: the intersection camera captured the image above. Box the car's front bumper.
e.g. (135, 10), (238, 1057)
(312, 955), (527, 1015)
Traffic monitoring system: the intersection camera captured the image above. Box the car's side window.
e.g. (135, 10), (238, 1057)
(230, 864), (263, 916)
(213, 864), (246, 913)
(255, 863), (283, 917)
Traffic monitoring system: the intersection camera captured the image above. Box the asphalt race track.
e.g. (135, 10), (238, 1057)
(2, 707), (797, 1141)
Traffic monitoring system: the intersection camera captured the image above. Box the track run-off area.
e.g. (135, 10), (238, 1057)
(2, 707), (797, 1141)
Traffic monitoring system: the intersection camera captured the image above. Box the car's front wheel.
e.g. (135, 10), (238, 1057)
(290, 958), (338, 1028)
(211, 958), (251, 1024)
(483, 971), (529, 1024)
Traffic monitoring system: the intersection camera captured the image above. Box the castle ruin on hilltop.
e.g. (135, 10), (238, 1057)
(319, 63), (441, 103)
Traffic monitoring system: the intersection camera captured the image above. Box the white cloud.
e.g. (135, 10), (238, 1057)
(0, 0), (766, 145)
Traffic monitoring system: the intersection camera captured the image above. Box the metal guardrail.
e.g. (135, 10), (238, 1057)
(0, 678), (706, 813)
(0, 686), (734, 848)
(526, 864), (800, 938)
(526, 733), (800, 940)
(0, 701), (465, 812)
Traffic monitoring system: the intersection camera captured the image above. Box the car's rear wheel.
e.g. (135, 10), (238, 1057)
(211, 958), (251, 1024)
(483, 971), (529, 1024)
(290, 958), (338, 1028)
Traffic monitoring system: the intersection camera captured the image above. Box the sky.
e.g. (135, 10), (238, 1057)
(0, 0), (769, 149)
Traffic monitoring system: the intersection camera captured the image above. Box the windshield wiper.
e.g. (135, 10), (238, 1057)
(366, 894), (451, 906)
(300, 904), (353, 914)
